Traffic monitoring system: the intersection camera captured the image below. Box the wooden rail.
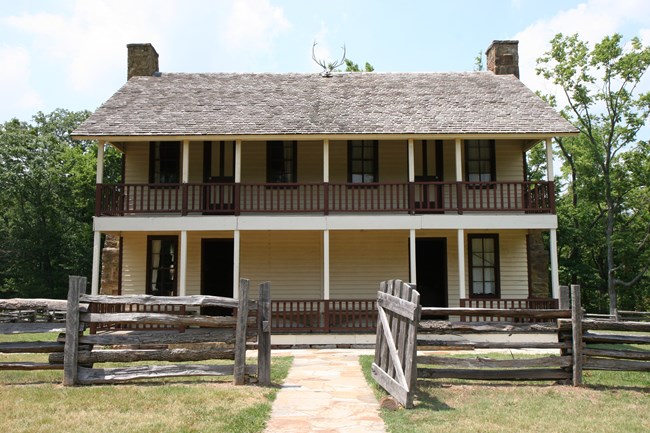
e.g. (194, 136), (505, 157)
(57, 277), (271, 387)
(271, 299), (377, 333)
(96, 181), (555, 216)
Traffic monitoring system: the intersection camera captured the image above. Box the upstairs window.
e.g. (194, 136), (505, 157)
(267, 141), (297, 183)
(348, 140), (378, 183)
(149, 141), (181, 184)
(468, 234), (500, 297)
(465, 140), (495, 182)
(146, 236), (178, 296)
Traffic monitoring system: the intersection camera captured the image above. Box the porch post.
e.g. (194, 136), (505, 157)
(408, 139), (415, 182)
(409, 229), (416, 284)
(179, 230), (188, 296)
(457, 229), (466, 299)
(323, 230), (330, 300)
(454, 138), (462, 181)
(550, 229), (560, 299)
(233, 230), (241, 299)
(96, 140), (105, 183)
(91, 230), (101, 295)
(545, 138), (554, 181)
(235, 139), (242, 182)
(182, 140), (190, 183)
(91, 141), (105, 295)
(323, 139), (329, 182)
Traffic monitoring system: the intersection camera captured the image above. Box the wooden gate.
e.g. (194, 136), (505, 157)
(372, 279), (420, 408)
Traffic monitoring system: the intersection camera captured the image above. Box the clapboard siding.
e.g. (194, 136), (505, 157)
(124, 143), (149, 184)
(330, 231), (409, 299)
(120, 232), (148, 295)
(240, 231), (322, 299)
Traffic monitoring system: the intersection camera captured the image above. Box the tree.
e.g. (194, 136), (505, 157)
(344, 59), (374, 72)
(536, 33), (650, 316)
(0, 109), (121, 298)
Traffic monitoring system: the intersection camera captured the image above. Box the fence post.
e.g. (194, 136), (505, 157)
(63, 275), (85, 386)
(559, 285), (570, 310)
(234, 278), (250, 385)
(257, 281), (271, 386)
(571, 284), (583, 386)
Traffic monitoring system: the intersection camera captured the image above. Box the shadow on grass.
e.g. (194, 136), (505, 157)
(413, 385), (454, 411)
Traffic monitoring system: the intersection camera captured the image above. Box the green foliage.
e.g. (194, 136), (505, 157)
(0, 109), (121, 298)
(474, 50), (484, 71)
(344, 58), (375, 72)
(537, 33), (650, 313)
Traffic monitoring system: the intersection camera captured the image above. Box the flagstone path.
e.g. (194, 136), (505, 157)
(263, 349), (387, 433)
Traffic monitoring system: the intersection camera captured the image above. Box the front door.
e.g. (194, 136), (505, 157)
(203, 141), (235, 214)
(414, 238), (448, 316)
(414, 140), (444, 212)
(201, 239), (234, 316)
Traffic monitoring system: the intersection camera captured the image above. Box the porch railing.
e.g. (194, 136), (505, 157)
(459, 298), (559, 322)
(96, 181), (555, 216)
(271, 299), (377, 333)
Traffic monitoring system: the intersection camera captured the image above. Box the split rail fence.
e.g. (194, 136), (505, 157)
(374, 282), (650, 406)
(0, 276), (272, 387)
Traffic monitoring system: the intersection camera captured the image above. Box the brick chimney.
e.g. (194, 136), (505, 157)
(127, 43), (159, 80)
(486, 40), (519, 79)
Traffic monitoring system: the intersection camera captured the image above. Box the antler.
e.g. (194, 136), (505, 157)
(312, 41), (347, 76)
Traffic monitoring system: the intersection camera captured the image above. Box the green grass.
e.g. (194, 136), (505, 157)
(360, 353), (650, 433)
(0, 332), (292, 433)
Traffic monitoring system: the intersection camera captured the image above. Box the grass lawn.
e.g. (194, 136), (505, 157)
(0, 331), (292, 433)
(360, 350), (650, 433)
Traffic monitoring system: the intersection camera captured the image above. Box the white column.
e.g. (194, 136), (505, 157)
(91, 230), (101, 295)
(545, 138), (554, 181)
(233, 230), (241, 299)
(407, 139), (415, 182)
(323, 230), (330, 299)
(409, 229), (417, 284)
(323, 139), (330, 182)
(92, 141), (106, 295)
(457, 229), (466, 299)
(235, 139), (242, 183)
(179, 230), (188, 296)
(550, 229), (560, 299)
(455, 138), (463, 181)
(96, 140), (105, 183)
(182, 140), (190, 183)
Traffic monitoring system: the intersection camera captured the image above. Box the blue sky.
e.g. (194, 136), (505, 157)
(1, 0), (650, 123)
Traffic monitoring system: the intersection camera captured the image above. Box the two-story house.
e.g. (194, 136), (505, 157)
(73, 41), (577, 342)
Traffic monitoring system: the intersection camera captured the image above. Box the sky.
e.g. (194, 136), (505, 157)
(1, 0), (650, 124)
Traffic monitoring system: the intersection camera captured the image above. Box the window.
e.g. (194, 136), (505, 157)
(267, 141), (297, 183)
(465, 140), (495, 182)
(348, 140), (378, 183)
(468, 234), (500, 297)
(149, 141), (180, 184)
(146, 236), (178, 296)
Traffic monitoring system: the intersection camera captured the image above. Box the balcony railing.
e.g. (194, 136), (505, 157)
(95, 181), (555, 216)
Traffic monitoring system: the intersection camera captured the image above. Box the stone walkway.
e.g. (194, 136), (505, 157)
(263, 349), (387, 433)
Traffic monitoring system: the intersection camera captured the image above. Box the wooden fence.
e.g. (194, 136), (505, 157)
(371, 280), (420, 408)
(0, 296), (70, 372)
(373, 283), (650, 407)
(0, 276), (272, 387)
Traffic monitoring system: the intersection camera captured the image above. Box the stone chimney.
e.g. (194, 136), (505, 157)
(127, 43), (159, 80)
(486, 40), (519, 79)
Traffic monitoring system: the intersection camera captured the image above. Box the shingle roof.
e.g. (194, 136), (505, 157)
(73, 72), (577, 137)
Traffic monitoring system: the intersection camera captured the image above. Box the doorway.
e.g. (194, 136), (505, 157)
(201, 239), (234, 316)
(203, 141), (235, 214)
(414, 238), (448, 316)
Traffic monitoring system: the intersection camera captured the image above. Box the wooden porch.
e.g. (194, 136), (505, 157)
(269, 298), (559, 333)
(95, 180), (555, 216)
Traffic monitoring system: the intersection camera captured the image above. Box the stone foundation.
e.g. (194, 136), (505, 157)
(100, 234), (120, 295)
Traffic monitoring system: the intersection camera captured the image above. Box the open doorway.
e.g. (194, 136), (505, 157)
(201, 239), (234, 316)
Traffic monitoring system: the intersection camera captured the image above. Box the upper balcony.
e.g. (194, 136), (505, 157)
(94, 137), (558, 218)
(95, 180), (554, 216)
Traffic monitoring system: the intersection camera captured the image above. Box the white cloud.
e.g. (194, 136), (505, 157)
(222, 0), (290, 52)
(514, 0), (650, 95)
(0, 46), (43, 118)
(3, 0), (177, 93)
